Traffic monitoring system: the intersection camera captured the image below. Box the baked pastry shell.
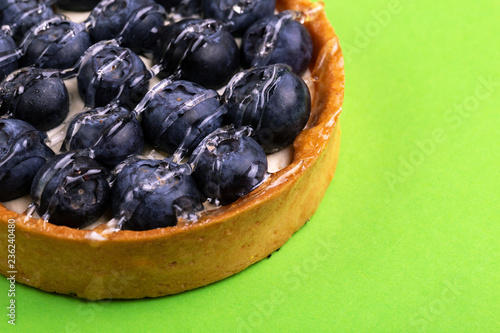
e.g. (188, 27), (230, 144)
(0, 0), (345, 300)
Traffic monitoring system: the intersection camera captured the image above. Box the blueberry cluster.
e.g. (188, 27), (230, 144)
(0, 0), (314, 231)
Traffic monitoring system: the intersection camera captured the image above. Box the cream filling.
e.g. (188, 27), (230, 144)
(2, 8), (316, 227)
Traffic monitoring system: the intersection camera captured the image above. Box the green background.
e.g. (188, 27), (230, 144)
(2, 0), (499, 331)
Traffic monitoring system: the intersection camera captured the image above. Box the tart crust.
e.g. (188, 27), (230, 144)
(0, 0), (344, 300)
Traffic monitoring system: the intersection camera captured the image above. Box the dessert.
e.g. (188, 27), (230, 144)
(0, 0), (344, 299)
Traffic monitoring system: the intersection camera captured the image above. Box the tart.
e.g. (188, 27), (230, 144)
(0, 0), (344, 300)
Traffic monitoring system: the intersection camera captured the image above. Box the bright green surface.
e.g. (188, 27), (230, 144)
(2, 0), (499, 332)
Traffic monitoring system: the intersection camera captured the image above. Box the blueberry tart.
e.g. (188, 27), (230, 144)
(0, 0), (344, 299)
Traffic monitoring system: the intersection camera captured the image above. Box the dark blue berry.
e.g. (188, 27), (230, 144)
(111, 158), (204, 230)
(0, 119), (55, 201)
(30, 151), (112, 228)
(0, 30), (19, 81)
(155, 0), (201, 16)
(153, 18), (240, 89)
(189, 126), (268, 206)
(141, 80), (225, 158)
(202, 0), (276, 36)
(0, 117), (35, 143)
(20, 17), (92, 69)
(0, 0), (54, 41)
(241, 10), (313, 75)
(56, 0), (100, 11)
(77, 44), (149, 108)
(223, 64), (311, 153)
(62, 105), (144, 169)
(0, 68), (70, 131)
(88, 0), (166, 53)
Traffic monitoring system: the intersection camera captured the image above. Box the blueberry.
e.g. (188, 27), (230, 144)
(111, 158), (204, 230)
(0, 118), (36, 143)
(88, 0), (166, 53)
(30, 152), (112, 228)
(223, 64), (311, 153)
(56, 0), (100, 11)
(0, 30), (19, 81)
(241, 10), (313, 75)
(0, 0), (54, 41)
(153, 18), (240, 89)
(202, 0), (276, 36)
(189, 126), (268, 206)
(77, 44), (149, 108)
(0, 119), (55, 201)
(141, 80), (225, 158)
(20, 17), (92, 70)
(0, 68), (70, 131)
(62, 105), (144, 169)
(155, 0), (201, 16)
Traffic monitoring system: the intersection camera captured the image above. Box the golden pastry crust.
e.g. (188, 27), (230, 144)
(0, 0), (344, 300)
